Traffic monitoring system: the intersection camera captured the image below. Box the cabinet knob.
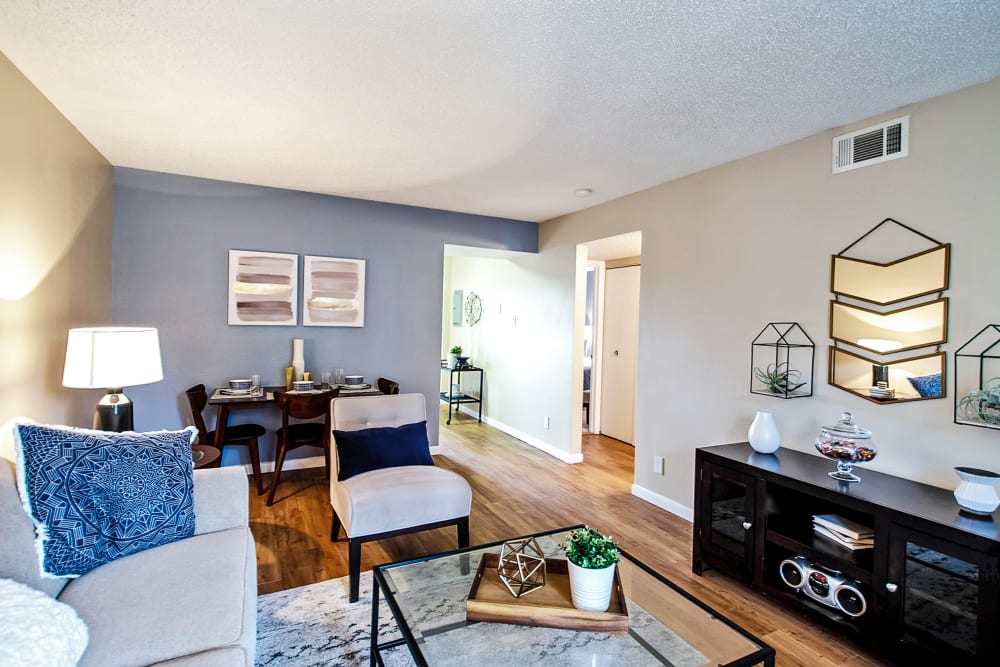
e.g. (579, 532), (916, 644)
(885, 583), (898, 593)
(742, 521), (753, 530)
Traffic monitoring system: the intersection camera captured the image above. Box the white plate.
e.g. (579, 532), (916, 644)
(339, 383), (371, 390)
(219, 388), (252, 396)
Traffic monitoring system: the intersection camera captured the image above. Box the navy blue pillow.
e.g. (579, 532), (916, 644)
(14, 424), (197, 578)
(334, 420), (434, 481)
(907, 372), (942, 397)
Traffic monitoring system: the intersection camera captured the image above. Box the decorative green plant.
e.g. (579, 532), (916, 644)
(754, 362), (805, 394)
(449, 345), (463, 355)
(957, 378), (1000, 425)
(561, 526), (620, 569)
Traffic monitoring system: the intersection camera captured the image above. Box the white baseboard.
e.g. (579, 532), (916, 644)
(242, 455), (325, 475)
(631, 484), (694, 522)
(457, 406), (582, 464)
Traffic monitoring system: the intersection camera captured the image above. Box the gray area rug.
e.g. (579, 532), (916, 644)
(257, 571), (707, 666)
(257, 572), (411, 666)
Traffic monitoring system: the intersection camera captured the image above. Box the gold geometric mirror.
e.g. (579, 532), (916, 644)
(828, 218), (949, 404)
(829, 347), (945, 403)
(830, 244), (949, 305)
(829, 298), (948, 355)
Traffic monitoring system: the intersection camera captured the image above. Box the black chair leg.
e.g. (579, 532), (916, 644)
(330, 511), (342, 542)
(266, 439), (289, 506)
(349, 538), (362, 602)
(248, 437), (264, 495)
(457, 516), (470, 549)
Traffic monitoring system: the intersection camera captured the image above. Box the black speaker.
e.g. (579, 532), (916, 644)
(778, 556), (867, 617)
(835, 584), (867, 617)
(779, 558), (805, 589)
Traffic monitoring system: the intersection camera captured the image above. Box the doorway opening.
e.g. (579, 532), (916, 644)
(577, 232), (642, 479)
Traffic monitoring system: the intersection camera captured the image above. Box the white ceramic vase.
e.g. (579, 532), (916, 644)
(748, 411), (780, 454)
(953, 467), (1000, 515)
(567, 560), (616, 612)
(291, 338), (305, 381)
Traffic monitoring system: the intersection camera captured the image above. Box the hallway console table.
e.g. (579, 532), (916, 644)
(693, 443), (1000, 666)
(440, 364), (483, 424)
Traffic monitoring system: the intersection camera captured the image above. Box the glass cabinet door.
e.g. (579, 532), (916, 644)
(887, 526), (999, 664)
(698, 463), (756, 578)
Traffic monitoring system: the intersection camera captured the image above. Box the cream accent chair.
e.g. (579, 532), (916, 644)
(329, 393), (472, 601)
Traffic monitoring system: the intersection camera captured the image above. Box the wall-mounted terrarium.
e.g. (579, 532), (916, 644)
(751, 322), (814, 398)
(828, 218), (949, 404)
(954, 324), (1000, 430)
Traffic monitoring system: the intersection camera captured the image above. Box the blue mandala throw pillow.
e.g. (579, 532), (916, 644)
(14, 424), (197, 578)
(907, 372), (942, 398)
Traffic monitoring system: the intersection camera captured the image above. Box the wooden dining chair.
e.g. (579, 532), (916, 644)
(376, 377), (400, 395)
(185, 384), (267, 494)
(267, 388), (337, 506)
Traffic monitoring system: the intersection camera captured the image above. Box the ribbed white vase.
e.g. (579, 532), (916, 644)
(291, 338), (305, 381)
(748, 411), (780, 454)
(567, 560), (615, 612)
(954, 467), (1000, 515)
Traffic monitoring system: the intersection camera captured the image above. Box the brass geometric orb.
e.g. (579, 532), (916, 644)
(497, 537), (546, 598)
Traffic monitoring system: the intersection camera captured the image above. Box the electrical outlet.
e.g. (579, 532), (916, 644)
(653, 456), (664, 475)
(543, 416), (550, 429)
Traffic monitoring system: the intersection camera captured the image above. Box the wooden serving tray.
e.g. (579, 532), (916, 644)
(466, 553), (629, 634)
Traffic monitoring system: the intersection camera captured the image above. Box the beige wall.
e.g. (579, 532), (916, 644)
(541, 77), (1000, 515)
(444, 251), (583, 461)
(0, 52), (114, 427)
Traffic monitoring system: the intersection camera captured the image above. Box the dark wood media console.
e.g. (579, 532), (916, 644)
(693, 443), (1000, 665)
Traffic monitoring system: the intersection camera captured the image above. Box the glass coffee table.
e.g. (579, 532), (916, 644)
(370, 526), (774, 666)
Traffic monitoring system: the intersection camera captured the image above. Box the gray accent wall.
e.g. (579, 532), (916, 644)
(112, 168), (537, 467)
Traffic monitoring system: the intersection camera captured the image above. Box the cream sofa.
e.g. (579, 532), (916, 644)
(0, 433), (256, 666)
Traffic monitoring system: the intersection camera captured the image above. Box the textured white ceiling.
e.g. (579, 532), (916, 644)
(2, 2), (999, 222)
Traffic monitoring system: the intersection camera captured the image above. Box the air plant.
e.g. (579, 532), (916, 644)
(957, 378), (1000, 425)
(754, 362), (806, 395)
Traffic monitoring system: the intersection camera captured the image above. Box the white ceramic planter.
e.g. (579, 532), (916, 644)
(954, 467), (1000, 515)
(567, 560), (615, 612)
(748, 411), (780, 454)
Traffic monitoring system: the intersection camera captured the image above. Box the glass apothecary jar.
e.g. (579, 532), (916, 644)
(815, 412), (877, 483)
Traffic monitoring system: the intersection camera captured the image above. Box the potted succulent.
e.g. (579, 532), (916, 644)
(562, 526), (620, 612)
(957, 378), (1000, 426)
(448, 345), (463, 368)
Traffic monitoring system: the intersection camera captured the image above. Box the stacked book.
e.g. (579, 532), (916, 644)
(812, 514), (874, 551)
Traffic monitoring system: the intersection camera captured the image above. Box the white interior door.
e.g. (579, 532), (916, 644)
(599, 265), (640, 444)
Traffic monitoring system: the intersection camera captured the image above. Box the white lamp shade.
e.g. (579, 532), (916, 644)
(62, 327), (163, 389)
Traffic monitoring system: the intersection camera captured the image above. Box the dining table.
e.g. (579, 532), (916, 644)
(206, 385), (383, 449)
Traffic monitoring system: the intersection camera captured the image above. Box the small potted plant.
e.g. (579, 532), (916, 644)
(562, 526), (620, 612)
(448, 345), (463, 368)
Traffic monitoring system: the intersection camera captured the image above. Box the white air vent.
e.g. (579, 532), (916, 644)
(832, 116), (908, 173)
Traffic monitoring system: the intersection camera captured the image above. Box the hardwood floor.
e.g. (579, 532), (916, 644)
(248, 406), (888, 666)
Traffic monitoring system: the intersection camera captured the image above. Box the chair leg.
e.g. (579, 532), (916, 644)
(457, 516), (470, 549)
(247, 437), (264, 495)
(323, 443), (331, 480)
(349, 538), (362, 603)
(266, 438), (289, 506)
(330, 511), (342, 542)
